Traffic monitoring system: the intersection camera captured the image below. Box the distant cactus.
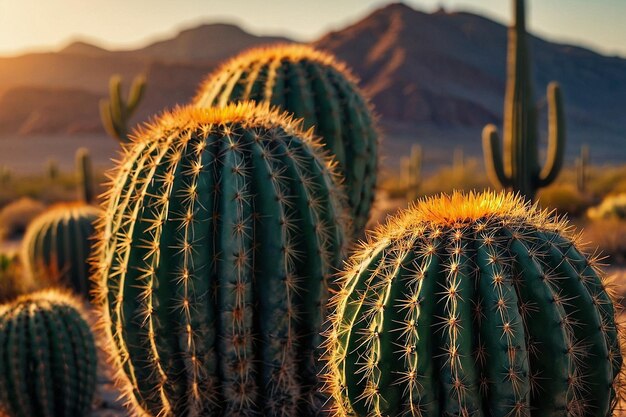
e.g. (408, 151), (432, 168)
(576, 144), (590, 194)
(93, 102), (349, 417)
(76, 147), (95, 204)
(324, 191), (623, 417)
(482, 0), (566, 200)
(0, 289), (97, 417)
(194, 44), (378, 236)
(0, 165), (11, 185)
(46, 158), (59, 181)
(401, 144), (422, 200)
(99, 74), (146, 142)
(21, 203), (99, 298)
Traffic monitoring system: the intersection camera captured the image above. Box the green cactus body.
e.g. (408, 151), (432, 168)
(93, 102), (349, 417)
(0, 289), (97, 417)
(21, 203), (99, 298)
(46, 158), (59, 181)
(482, 0), (566, 201)
(100, 74), (146, 143)
(324, 191), (623, 417)
(76, 147), (95, 204)
(193, 44), (378, 236)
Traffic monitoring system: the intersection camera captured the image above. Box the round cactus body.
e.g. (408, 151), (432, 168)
(324, 192), (623, 417)
(21, 203), (99, 298)
(94, 102), (349, 417)
(193, 44), (378, 236)
(0, 289), (97, 417)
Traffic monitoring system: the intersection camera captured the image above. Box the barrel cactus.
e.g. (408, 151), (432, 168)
(0, 289), (97, 417)
(193, 44), (377, 236)
(21, 203), (99, 297)
(93, 102), (349, 417)
(324, 191), (623, 417)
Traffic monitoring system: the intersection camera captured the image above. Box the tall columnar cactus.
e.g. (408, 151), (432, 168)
(193, 44), (378, 236)
(46, 158), (59, 182)
(0, 289), (97, 417)
(76, 147), (95, 204)
(324, 191), (624, 417)
(93, 102), (349, 417)
(21, 203), (99, 298)
(576, 144), (590, 194)
(482, 0), (566, 201)
(401, 144), (422, 201)
(100, 74), (146, 142)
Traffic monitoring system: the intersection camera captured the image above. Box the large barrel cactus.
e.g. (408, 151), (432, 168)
(193, 44), (377, 235)
(21, 203), (99, 297)
(324, 192), (623, 417)
(93, 102), (349, 417)
(0, 289), (97, 417)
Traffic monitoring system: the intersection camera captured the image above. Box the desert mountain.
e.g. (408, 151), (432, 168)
(1, 4), (625, 165)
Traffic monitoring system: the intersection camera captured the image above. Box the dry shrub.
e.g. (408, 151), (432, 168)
(537, 183), (593, 217)
(0, 197), (46, 240)
(579, 219), (626, 264)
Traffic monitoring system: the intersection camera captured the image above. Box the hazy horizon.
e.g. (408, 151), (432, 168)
(1, 0), (625, 58)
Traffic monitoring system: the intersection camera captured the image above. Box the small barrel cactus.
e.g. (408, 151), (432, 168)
(193, 44), (378, 236)
(324, 192), (623, 417)
(0, 289), (97, 417)
(93, 102), (349, 417)
(21, 203), (100, 297)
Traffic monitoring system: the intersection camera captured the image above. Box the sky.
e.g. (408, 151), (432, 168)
(0, 0), (625, 57)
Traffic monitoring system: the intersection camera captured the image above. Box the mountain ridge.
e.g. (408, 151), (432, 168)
(1, 3), (625, 166)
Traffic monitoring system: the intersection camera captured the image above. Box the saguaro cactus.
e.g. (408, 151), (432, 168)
(193, 44), (378, 236)
(576, 144), (590, 194)
(93, 102), (349, 417)
(0, 289), (97, 417)
(324, 191), (623, 417)
(99, 74), (146, 142)
(21, 203), (99, 298)
(402, 144), (422, 201)
(482, 0), (566, 200)
(76, 147), (95, 204)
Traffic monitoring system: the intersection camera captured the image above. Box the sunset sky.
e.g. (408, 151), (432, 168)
(1, 0), (624, 57)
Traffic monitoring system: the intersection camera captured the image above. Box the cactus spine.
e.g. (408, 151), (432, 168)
(194, 44), (378, 236)
(0, 290), (97, 417)
(324, 191), (623, 417)
(576, 144), (589, 194)
(401, 144), (422, 200)
(99, 74), (146, 142)
(76, 147), (95, 204)
(21, 203), (99, 298)
(94, 102), (348, 417)
(482, 0), (566, 200)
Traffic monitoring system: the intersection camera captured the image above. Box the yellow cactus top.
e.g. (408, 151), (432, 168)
(371, 191), (570, 239)
(0, 288), (88, 317)
(193, 43), (360, 103)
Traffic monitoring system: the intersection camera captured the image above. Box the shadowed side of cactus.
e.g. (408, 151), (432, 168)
(482, 0), (566, 200)
(194, 44), (378, 236)
(324, 191), (623, 417)
(21, 203), (100, 298)
(93, 102), (349, 417)
(76, 147), (95, 204)
(100, 74), (146, 143)
(0, 289), (97, 417)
